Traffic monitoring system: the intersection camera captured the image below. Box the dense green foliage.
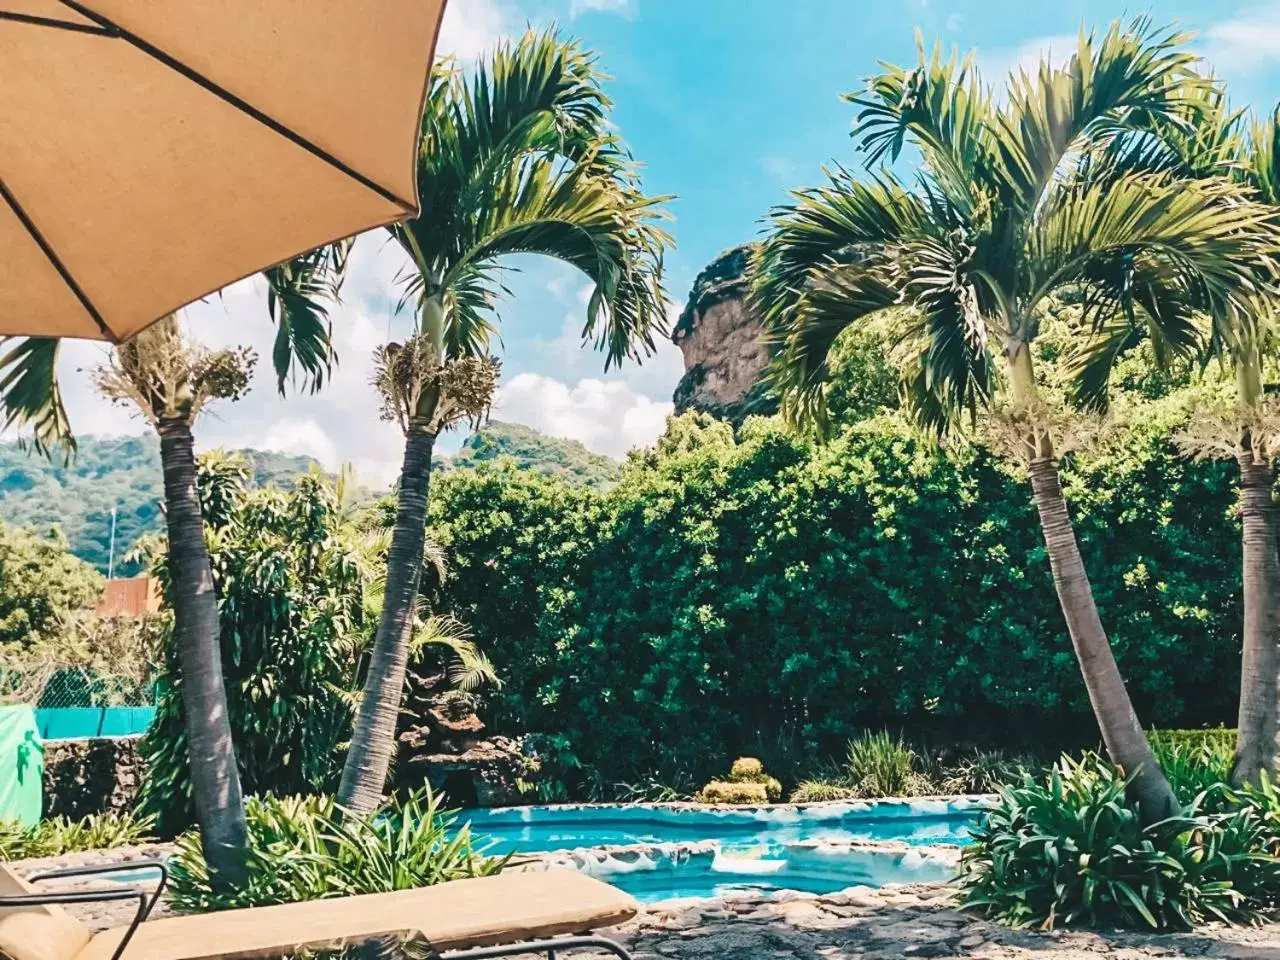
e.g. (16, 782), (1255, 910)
(167, 791), (504, 913)
(430, 399), (1242, 793)
(0, 812), (155, 861)
(140, 456), (371, 835)
(959, 756), (1280, 930)
(0, 522), (101, 648)
(0, 436), (321, 572)
(438, 421), (620, 491)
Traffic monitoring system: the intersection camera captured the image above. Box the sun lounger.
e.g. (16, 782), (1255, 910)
(0, 861), (638, 960)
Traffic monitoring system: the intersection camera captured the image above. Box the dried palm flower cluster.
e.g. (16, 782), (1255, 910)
(93, 316), (256, 425)
(371, 335), (500, 435)
(1176, 398), (1280, 463)
(984, 395), (1105, 466)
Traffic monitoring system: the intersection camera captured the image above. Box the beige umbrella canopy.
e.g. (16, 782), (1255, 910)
(0, 0), (446, 341)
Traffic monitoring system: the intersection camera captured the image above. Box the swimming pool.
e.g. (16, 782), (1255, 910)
(463, 797), (983, 902)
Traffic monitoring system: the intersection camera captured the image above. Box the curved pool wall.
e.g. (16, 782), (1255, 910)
(462, 796), (986, 857)
(530, 839), (961, 903)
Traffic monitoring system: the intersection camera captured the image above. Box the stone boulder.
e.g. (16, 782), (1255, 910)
(393, 673), (527, 807)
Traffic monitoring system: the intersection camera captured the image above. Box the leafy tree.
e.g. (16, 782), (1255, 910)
(0, 523), (102, 649)
(140, 456), (371, 834)
(430, 404), (1243, 793)
(335, 30), (671, 813)
(751, 20), (1280, 820)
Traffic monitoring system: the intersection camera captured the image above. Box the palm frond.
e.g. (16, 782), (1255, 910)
(1244, 104), (1280, 207)
(994, 17), (1205, 214)
(0, 337), (74, 458)
(407, 614), (501, 692)
(1028, 172), (1279, 342)
(848, 34), (997, 211)
(263, 241), (349, 395)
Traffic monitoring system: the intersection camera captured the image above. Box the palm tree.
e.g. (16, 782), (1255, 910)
(1069, 90), (1280, 785)
(753, 20), (1280, 821)
(335, 30), (671, 813)
(1, 256), (344, 883)
(91, 318), (256, 880)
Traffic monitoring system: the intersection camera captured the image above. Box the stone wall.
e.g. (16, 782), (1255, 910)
(42, 736), (143, 820)
(672, 244), (776, 424)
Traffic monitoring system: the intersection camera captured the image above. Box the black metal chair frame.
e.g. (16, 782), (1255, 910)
(0, 859), (169, 960)
(2, 862), (635, 960)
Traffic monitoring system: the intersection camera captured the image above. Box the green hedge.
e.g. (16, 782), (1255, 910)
(430, 407), (1242, 790)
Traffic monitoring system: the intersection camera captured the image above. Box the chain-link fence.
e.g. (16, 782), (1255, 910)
(3, 613), (164, 738)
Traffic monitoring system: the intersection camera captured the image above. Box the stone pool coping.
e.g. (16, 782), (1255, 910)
(466, 793), (994, 826)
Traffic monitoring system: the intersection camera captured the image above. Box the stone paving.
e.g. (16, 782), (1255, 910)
(10, 847), (1280, 959)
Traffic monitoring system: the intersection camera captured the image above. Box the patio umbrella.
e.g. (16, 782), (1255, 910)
(0, 0), (446, 341)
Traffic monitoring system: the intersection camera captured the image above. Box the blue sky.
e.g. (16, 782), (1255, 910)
(39, 1), (1280, 484)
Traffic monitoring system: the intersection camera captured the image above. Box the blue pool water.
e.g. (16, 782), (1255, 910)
(462, 800), (979, 857)
(460, 799), (982, 902)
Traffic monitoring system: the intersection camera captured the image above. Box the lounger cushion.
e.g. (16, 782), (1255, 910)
(78, 870), (637, 960)
(0, 866), (93, 960)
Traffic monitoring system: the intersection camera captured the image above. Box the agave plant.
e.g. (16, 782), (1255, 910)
(754, 18), (1280, 821)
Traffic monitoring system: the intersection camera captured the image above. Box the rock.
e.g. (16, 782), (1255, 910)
(393, 672), (529, 806)
(671, 244), (776, 425)
(42, 737), (144, 819)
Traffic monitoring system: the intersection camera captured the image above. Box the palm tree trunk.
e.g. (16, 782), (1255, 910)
(1232, 448), (1279, 785)
(338, 426), (437, 813)
(1026, 457), (1179, 821)
(157, 418), (248, 885)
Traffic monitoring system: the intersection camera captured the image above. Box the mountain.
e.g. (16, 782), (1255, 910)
(0, 423), (619, 572)
(435, 421), (620, 490)
(0, 436), (319, 575)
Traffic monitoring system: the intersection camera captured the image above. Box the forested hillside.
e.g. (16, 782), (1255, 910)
(0, 436), (318, 573)
(0, 422), (621, 572)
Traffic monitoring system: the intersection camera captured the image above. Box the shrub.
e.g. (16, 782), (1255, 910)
(937, 750), (1033, 795)
(790, 780), (860, 803)
(959, 755), (1280, 930)
(140, 461), (371, 834)
(729, 757), (765, 781)
(0, 813), (156, 861)
(435, 405), (1244, 792)
(1150, 734), (1234, 808)
(846, 731), (924, 797)
(167, 790), (505, 913)
(696, 756), (782, 803)
(695, 780), (771, 805)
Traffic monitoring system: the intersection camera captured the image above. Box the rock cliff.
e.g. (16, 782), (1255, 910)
(672, 244), (776, 424)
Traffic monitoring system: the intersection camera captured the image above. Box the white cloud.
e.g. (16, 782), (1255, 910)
(438, 0), (510, 60)
(257, 418), (338, 468)
(1204, 7), (1280, 74)
(494, 373), (672, 458)
(570, 0), (633, 19)
(978, 33), (1078, 88)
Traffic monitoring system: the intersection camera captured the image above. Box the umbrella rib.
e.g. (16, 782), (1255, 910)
(0, 11), (114, 34)
(58, 0), (417, 213)
(0, 176), (114, 340)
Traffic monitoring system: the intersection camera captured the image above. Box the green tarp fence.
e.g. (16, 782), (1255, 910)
(35, 706), (156, 740)
(0, 705), (43, 826)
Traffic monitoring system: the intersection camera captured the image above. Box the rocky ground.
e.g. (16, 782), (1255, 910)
(10, 847), (1279, 959)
